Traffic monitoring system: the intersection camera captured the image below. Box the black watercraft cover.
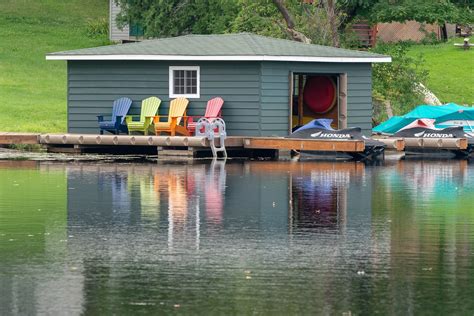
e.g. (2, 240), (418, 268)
(289, 119), (363, 140)
(393, 126), (470, 139)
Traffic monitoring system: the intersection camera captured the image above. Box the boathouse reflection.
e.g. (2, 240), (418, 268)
(66, 161), (369, 239)
(253, 162), (367, 233)
(63, 161), (374, 313)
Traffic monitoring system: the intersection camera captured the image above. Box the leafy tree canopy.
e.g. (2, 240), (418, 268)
(341, 0), (473, 24)
(116, 0), (472, 41)
(115, 0), (240, 37)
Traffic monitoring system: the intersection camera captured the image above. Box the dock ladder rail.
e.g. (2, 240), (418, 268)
(195, 118), (227, 158)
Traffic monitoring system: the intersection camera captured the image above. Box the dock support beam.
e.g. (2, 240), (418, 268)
(338, 73), (347, 129)
(277, 149), (292, 160)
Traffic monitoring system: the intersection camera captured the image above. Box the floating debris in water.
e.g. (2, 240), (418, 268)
(357, 270), (365, 276)
(272, 202), (276, 207)
(246, 276), (252, 279)
(174, 304), (180, 308)
(129, 302), (156, 306)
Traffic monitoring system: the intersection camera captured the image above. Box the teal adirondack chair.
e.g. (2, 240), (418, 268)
(125, 97), (161, 135)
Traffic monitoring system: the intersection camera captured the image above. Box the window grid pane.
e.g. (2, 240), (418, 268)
(173, 69), (198, 96)
(173, 70), (185, 94)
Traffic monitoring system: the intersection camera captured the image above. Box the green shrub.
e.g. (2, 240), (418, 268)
(86, 17), (108, 38)
(371, 42), (429, 124)
(7, 144), (45, 152)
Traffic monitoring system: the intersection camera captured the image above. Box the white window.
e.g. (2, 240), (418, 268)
(169, 66), (200, 98)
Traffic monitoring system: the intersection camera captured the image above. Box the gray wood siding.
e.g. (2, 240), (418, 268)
(67, 61), (261, 135)
(109, 0), (129, 41)
(260, 62), (373, 136)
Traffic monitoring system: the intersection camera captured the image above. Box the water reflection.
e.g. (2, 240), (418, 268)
(290, 162), (365, 232)
(371, 160), (474, 315)
(1, 159), (474, 314)
(67, 161), (369, 238)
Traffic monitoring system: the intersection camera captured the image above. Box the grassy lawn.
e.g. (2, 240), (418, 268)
(0, 0), (108, 132)
(0, 1), (471, 133)
(407, 39), (473, 105)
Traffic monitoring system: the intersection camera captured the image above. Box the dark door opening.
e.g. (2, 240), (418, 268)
(290, 73), (347, 132)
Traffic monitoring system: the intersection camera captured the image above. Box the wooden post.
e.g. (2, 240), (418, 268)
(370, 25), (378, 47)
(298, 75), (304, 126)
(289, 72), (294, 134)
(338, 73), (347, 129)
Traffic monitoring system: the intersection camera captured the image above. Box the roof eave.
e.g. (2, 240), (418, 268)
(46, 54), (392, 63)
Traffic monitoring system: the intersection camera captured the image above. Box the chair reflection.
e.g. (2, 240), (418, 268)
(151, 162), (226, 249)
(66, 161), (369, 240)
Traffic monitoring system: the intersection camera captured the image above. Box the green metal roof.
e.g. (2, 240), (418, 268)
(46, 33), (390, 63)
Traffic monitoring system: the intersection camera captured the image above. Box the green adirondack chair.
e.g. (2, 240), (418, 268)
(125, 97), (161, 135)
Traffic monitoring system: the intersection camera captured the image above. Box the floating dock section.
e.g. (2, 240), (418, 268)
(243, 137), (365, 152)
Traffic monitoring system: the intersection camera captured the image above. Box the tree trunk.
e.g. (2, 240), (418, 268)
(441, 23), (448, 42)
(415, 82), (442, 105)
(272, 0), (312, 43)
(326, 0), (340, 47)
(384, 100), (394, 118)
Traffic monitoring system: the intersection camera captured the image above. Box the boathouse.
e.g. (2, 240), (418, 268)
(46, 33), (390, 136)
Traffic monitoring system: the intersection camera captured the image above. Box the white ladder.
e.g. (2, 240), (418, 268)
(196, 118), (227, 158)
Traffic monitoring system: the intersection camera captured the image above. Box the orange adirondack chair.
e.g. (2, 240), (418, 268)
(187, 97), (224, 135)
(153, 98), (190, 136)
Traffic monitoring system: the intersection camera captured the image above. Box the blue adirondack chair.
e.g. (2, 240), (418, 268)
(97, 97), (133, 134)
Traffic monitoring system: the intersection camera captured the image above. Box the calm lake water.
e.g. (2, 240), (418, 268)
(0, 159), (473, 315)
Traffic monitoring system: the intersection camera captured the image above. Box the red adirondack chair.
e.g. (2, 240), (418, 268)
(187, 97), (224, 135)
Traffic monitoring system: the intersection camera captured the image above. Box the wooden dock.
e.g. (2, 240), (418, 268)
(0, 133), (372, 151)
(3, 132), (471, 159)
(0, 133), (39, 145)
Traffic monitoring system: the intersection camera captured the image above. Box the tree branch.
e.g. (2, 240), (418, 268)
(272, 0), (295, 28)
(272, 0), (312, 43)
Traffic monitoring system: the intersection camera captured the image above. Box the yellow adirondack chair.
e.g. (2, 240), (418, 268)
(125, 97), (161, 135)
(153, 98), (190, 136)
